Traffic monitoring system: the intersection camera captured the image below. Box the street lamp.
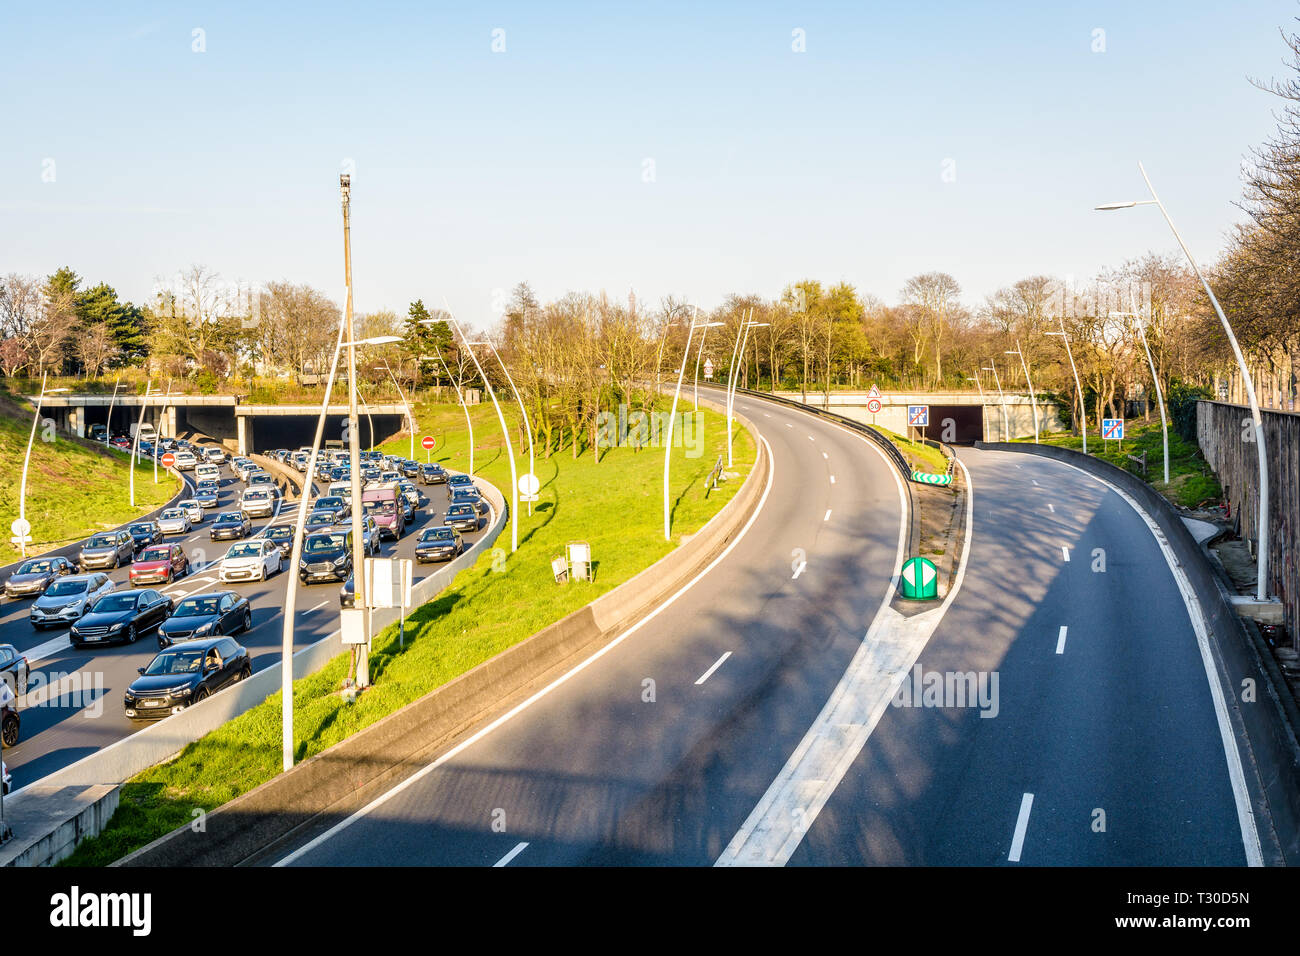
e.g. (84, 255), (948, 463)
(664, 308), (710, 540)
(1045, 320), (1087, 455)
(692, 320), (725, 411)
(1005, 340), (1039, 443)
(418, 337), (474, 476)
(375, 361), (416, 461)
(982, 365), (1010, 442)
(16, 375), (70, 558)
(103, 376), (124, 444)
(475, 341), (535, 515)
(1110, 310), (1169, 486)
(965, 373), (987, 442)
(726, 314), (769, 468)
(1097, 161), (1270, 602)
(153, 378), (172, 486)
(129, 381), (152, 508)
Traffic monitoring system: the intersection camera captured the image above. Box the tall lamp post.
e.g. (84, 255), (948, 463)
(103, 376), (123, 443)
(664, 308), (706, 540)
(965, 374), (987, 442)
(1006, 340), (1039, 443)
(17, 375), (69, 558)
(726, 314), (768, 468)
(420, 341), (475, 476)
(1097, 161), (1270, 602)
(376, 360), (415, 461)
(479, 340), (535, 515)
(692, 320), (725, 410)
(1110, 309), (1170, 485)
(154, 378), (172, 486)
(1045, 319), (1087, 455)
(982, 364), (1010, 442)
(130, 381), (152, 508)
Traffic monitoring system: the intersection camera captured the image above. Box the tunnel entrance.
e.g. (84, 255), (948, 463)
(926, 405), (985, 444)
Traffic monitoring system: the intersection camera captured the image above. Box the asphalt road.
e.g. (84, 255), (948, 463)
(785, 445), (1253, 865)
(277, 388), (909, 866)
(1, 457), (493, 788)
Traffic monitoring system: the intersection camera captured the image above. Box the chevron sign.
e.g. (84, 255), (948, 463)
(911, 471), (953, 486)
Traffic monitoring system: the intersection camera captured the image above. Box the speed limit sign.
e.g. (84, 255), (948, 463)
(867, 398), (882, 414)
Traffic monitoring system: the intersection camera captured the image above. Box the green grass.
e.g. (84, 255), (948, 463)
(1019, 421), (1222, 508)
(0, 396), (179, 563)
(60, 400), (755, 866)
(871, 426), (950, 474)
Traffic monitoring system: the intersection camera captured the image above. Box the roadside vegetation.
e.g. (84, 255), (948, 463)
(872, 426), (949, 474)
(61, 401), (756, 865)
(0, 394), (178, 563)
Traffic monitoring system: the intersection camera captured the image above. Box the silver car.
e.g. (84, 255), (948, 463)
(158, 509), (193, 535)
(30, 573), (115, 628)
(177, 499), (204, 523)
(78, 530), (135, 571)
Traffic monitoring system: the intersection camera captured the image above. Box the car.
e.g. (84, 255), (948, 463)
(203, 446), (227, 464)
(179, 498), (205, 523)
(210, 511), (252, 541)
(400, 460), (420, 479)
(0, 643), (31, 699)
(290, 453), (309, 472)
(78, 530), (135, 570)
(360, 513), (381, 554)
(361, 465), (381, 483)
(362, 486), (403, 539)
(298, 530), (354, 584)
(239, 487), (279, 519)
(398, 494), (415, 525)
(339, 575), (355, 608)
(109, 435), (133, 450)
(71, 588), (174, 647)
(124, 636), (252, 720)
(4, 555), (75, 599)
(444, 503), (479, 533)
(414, 526), (464, 563)
(29, 573), (115, 628)
(314, 495), (350, 519)
(127, 520), (164, 552)
(193, 482), (220, 509)
(172, 450), (198, 471)
(263, 523), (296, 556)
(130, 543), (190, 585)
(194, 463), (222, 485)
(451, 488), (489, 517)
(248, 471), (277, 490)
(396, 480), (420, 512)
(231, 458), (256, 481)
(446, 472), (475, 498)
(305, 509), (339, 533)
(157, 591), (252, 647)
(419, 462), (447, 485)
(88, 423), (109, 443)
(218, 539), (283, 583)
(158, 508), (193, 535)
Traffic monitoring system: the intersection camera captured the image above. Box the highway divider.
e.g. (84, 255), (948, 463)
(978, 439), (1300, 866)
(115, 400), (771, 866)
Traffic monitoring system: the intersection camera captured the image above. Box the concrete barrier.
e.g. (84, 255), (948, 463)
(977, 440), (1300, 865)
(249, 454), (306, 502)
(117, 404), (770, 866)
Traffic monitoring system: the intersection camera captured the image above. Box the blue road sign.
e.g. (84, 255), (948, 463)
(1102, 418), (1124, 440)
(908, 405), (930, 427)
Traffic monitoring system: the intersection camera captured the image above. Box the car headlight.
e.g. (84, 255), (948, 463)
(334, 555), (348, 566)
(193, 622), (215, 636)
(109, 622), (124, 632)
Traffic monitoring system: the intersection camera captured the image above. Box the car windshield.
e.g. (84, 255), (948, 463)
(139, 547), (171, 562)
(218, 513), (242, 522)
(92, 593), (138, 613)
(448, 505), (473, 516)
(308, 511), (334, 522)
(266, 526), (293, 540)
(226, 543), (261, 558)
(88, 534), (117, 548)
(18, 559), (53, 573)
(364, 500), (396, 515)
(46, 579), (89, 596)
(130, 524), (155, 534)
(179, 500), (200, 509)
(162, 510), (185, 520)
(421, 529), (455, 542)
(143, 649), (205, 676)
(243, 490), (270, 500)
(305, 534), (346, 554)
(319, 498), (344, 509)
(175, 596), (220, 616)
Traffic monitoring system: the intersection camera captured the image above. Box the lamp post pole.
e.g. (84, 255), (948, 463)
(340, 174), (370, 690)
(692, 320), (724, 411)
(423, 344), (474, 476)
(965, 373), (987, 442)
(1006, 340), (1039, 443)
(1046, 320), (1087, 455)
(130, 381), (152, 508)
(485, 341), (534, 514)
(17, 373), (59, 559)
(664, 309), (700, 540)
(378, 359), (415, 461)
(983, 364), (1010, 442)
(1110, 309), (1170, 486)
(1097, 162), (1270, 601)
(726, 314), (768, 468)
(103, 376), (123, 444)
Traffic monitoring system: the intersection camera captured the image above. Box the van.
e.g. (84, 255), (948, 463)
(328, 480), (352, 499)
(195, 463), (221, 484)
(136, 422), (158, 445)
(239, 487), (278, 519)
(361, 486), (403, 539)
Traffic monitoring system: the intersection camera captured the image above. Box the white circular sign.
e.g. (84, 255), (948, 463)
(11, 518), (31, 537)
(867, 398), (882, 414)
(518, 473), (540, 496)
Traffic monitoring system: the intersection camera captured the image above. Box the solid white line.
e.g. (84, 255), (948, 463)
(306, 601), (328, 613)
(23, 633), (72, 665)
(695, 651), (731, 685)
(493, 842), (528, 867)
(786, 423), (793, 428)
(1048, 503), (1055, 513)
(1008, 793), (1034, 862)
(808, 435), (815, 441)
(1032, 478), (1039, 486)
(823, 509), (831, 522)
(1061, 546), (1070, 562)
(273, 435), (779, 868)
(763, 413), (771, 418)
(1056, 626), (1068, 655)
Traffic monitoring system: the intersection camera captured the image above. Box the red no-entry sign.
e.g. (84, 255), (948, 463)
(161, 452), (176, 467)
(421, 436), (436, 450)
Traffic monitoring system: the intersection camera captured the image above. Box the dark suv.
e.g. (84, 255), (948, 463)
(298, 530), (354, 584)
(419, 462), (447, 485)
(124, 636), (251, 721)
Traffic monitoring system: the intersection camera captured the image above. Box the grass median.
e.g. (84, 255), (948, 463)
(61, 400), (756, 865)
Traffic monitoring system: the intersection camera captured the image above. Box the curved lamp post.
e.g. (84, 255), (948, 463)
(420, 341), (475, 476)
(376, 360), (415, 461)
(1110, 309), (1169, 486)
(1045, 320), (1087, 455)
(664, 308), (708, 540)
(1005, 340), (1039, 443)
(982, 364), (1010, 442)
(17, 375), (69, 558)
(726, 314), (768, 467)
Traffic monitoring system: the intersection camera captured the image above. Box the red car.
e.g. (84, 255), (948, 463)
(109, 436), (132, 449)
(130, 543), (190, 585)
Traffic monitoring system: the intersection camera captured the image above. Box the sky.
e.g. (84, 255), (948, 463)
(2, 0), (1297, 327)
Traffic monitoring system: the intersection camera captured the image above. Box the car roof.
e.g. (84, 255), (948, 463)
(153, 635), (236, 651)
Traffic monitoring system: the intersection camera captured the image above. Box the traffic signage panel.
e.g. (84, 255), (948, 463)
(421, 435), (436, 450)
(900, 556), (939, 600)
(161, 452), (176, 467)
(908, 405), (930, 427)
(868, 384), (882, 399)
(866, 398), (882, 414)
(1102, 418), (1124, 440)
(911, 471), (952, 486)
(519, 473), (540, 496)
(10, 518), (31, 538)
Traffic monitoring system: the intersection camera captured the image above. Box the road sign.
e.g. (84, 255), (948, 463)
(161, 452), (176, 468)
(421, 435), (436, 450)
(866, 397), (882, 414)
(703, 359), (714, 380)
(1102, 418), (1124, 441)
(900, 556), (939, 600)
(908, 405), (930, 427)
(519, 473), (540, 496)
(10, 518), (31, 538)
(868, 384), (882, 399)
(911, 471), (953, 486)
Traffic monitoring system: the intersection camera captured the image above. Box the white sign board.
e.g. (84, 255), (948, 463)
(339, 607), (368, 645)
(10, 518), (31, 538)
(364, 557), (412, 609)
(519, 473), (540, 496)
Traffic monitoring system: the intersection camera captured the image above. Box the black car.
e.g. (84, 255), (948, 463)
(339, 575), (354, 608)
(450, 488), (489, 516)
(210, 511), (253, 541)
(446, 473), (475, 499)
(0, 642), (30, 702)
(70, 589), (174, 647)
(305, 508), (340, 533)
(315, 495), (350, 518)
(4, 555), (75, 599)
(194, 481), (221, 509)
(157, 591), (252, 648)
(299, 530), (354, 584)
(419, 462), (447, 485)
(444, 503), (479, 533)
(123, 636), (252, 721)
(400, 460), (420, 479)
(263, 523), (296, 557)
(128, 520), (164, 552)
(414, 526), (464, 563)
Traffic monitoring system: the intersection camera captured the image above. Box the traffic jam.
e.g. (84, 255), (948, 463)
(0, 436), (492, 792)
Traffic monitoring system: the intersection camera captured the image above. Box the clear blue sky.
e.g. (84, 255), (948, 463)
(2, 1), (1295, 324)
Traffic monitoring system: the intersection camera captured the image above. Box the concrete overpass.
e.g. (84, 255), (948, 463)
(34, 394), (413, 454)
(766, 389), (1062, 443)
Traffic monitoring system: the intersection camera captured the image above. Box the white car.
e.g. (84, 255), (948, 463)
(202, 446), (227, 464)
(177, 499), (204, 523)
(158, 509), (193, 535)
(396, 480), (420, 512)
(218, 539), (283, 583)
(172, 450), (198, 471)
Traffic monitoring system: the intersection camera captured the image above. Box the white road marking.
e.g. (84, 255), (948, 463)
(23, 632), (73, 665)
(493, 842), (529, 867)
(792, 560), (806, 580)
(786, 423), (793, 428)
(1048, 503), (1055, 513)
(1032, 478), (1040, 486)
(1061, 546), (1070, 562)
(306, 601), (328, 613)
(1056, 626), (1068, 654)
(695, 651), (732, 686)
(274, 435), (779, 868)
(822, 452), (828, 460)
(824, 509), (831, 522)
(829, 475), (835, 484)
(808, 435), (815, 441)
(1008, 793), (1034, 862)
(763, 413), (771, 418)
